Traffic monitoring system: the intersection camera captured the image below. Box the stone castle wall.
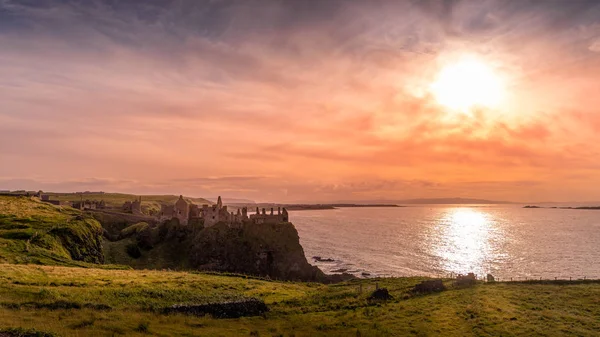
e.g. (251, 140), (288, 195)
(158, 196), (288, 227)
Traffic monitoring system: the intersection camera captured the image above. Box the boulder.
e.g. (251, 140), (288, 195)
(368, 288), (393, 301)
(412, 279), (446, 293)
(456, 273), (477, 287)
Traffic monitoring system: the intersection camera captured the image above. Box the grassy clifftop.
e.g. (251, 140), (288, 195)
(0, 196), (106, 266)
(0, 264), (599, 336)
(47, 193), (212, 214)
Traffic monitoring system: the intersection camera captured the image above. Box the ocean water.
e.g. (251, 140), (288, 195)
(291, 205), (600, 280)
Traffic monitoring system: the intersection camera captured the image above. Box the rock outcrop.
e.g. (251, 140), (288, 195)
(190, 221), (325, 281)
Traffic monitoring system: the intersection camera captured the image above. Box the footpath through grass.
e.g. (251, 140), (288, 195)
(0, 265), (599, 336)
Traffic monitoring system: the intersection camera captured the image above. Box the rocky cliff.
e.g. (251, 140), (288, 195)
(103, 219), (328, 282)
(189, 222), (325, 281)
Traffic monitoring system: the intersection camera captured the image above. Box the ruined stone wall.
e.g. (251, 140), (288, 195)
(202, 204), (220, 227)
(174, 195), (190, 225)
(249, 207), (289, 224)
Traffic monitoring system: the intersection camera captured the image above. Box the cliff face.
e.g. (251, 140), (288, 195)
(189, 222), (325, 281)
(102, 218), (328, 282)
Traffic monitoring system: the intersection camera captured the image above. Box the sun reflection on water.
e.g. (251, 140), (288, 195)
(433, 208), (496, 276)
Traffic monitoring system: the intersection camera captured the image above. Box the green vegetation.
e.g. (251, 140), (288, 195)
(47, 193), (212, 215)
(0, 265), (599, 336)
(0, 327), (60, 337)
(119, 222), (150, 238)
(103, 218), (197, 270)
(0, 196), (118, 268)
(191, 222), (324, 281)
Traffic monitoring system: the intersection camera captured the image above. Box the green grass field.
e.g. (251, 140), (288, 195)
(1, 196), (600, 336)
(1, 264), (599, 336)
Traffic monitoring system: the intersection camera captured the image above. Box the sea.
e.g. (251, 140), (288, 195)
(291, 205), (600, 280)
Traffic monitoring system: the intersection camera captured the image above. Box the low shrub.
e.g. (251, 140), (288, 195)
(412, 279), (446, 294)
(367, 288), (393, 302)
(0, 223), (30, 230)
(0, 327), (60, 337)
(135, 322), (150, 333)
(126, 243), (142, 259)
(0, 230), (34, 240)
(163, 298), (269, 318)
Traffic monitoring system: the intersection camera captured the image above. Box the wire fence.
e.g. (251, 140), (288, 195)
(439, 272), (599, 283)
(367, 272), (600, 283)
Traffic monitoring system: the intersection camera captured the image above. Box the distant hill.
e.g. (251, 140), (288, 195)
(326, 197), (516, 205)
(398, 198), (516, 204)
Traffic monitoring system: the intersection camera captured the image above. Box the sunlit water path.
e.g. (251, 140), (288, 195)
(291, 206), (600, 279)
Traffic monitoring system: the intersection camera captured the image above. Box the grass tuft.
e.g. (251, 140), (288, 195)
(135, 322), (150, 334)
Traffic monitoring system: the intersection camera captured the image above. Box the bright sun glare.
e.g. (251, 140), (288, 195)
(431, 56), (505, 112)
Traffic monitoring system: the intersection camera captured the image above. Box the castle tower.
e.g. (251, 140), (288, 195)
(282, 208), (289, 222)
(217, 196), (223, 209)
(175, 195), (190, 225)
(131, 196), (142, 214)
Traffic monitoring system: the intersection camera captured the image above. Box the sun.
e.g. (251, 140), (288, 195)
(430, 56), (505, 112)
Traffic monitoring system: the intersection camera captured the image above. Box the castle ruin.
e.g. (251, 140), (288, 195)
(122, 196), (142, 214)
(72, 199), (106, 210)
(158, 195), (289, 227)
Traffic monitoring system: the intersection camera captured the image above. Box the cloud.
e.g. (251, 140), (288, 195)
(1, 1), (600, 201)
(590, 39), (600, 52)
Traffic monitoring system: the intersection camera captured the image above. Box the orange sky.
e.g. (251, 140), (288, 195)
(1, 1), (600, 202)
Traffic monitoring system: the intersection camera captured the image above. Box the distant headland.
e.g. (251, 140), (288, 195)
(524, 205), (600, 210)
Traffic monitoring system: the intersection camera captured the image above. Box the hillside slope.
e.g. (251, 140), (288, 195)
(0, 196), (105, 266)
(0, 264), (599, 336)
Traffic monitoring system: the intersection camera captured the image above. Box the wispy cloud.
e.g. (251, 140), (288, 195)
(1, 0), (600, 201)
